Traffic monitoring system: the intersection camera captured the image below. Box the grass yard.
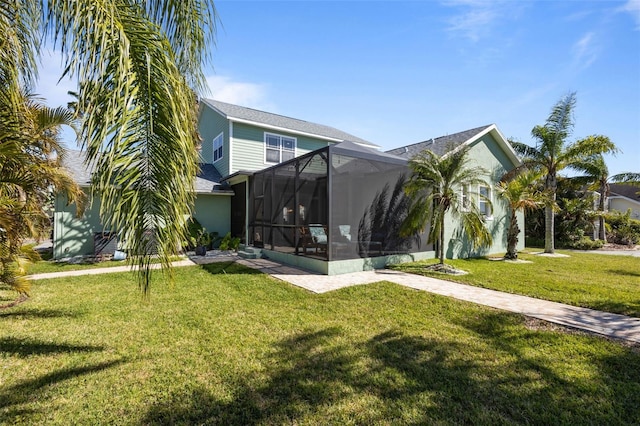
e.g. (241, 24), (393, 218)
(1, 263), (639, 424)
(393, 250), (640, 318)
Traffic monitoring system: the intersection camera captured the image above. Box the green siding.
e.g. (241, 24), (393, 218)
(53, 191), (105, 259)
(193, 194), (232, 236)
(443, 133), (524, 258)
(53, 191), (232, 259)
(198, 104), (230, 176)
(231, 122), (331, 174)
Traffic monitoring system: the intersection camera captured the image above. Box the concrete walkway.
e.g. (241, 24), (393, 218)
(28, 255), (640, 344)
(28, 259), (197, 280)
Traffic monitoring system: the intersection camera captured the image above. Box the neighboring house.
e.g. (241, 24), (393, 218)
(54, 101), (522, 274)
(608, 184), (640, 219)
(386, 124), (524, 259)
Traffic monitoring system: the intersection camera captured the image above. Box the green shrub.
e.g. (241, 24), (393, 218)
(567, 237), (604, 250)
(556, 196), (596, 247)
(604, 210), (640, 246)
(219, 232), (241, 251)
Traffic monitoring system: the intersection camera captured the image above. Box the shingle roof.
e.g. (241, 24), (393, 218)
(62, 150), (231, 194)
(201, 99), (378, 148)
(610, 184), (640, 202)
(385, 125), (494, 159)
(194, 163), (229, 193)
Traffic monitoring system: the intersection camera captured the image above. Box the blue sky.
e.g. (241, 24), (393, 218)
(37, 0), (640, 175)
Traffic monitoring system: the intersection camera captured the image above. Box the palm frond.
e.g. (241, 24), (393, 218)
(545, 91), (576, 142)
(0, 0), (41, 90)
(610, 172), (640, 185)
(460, 210), (492, 249)
(510, 140), (541, 159)
(145, 0), (218, 91)
(562, 135), (618, 167)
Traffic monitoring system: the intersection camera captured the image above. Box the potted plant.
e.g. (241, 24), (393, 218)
(193, 228), (211, 256)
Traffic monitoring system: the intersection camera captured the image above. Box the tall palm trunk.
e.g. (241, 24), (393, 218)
(439, 215), (445, 265)
(544, 172), (556, 253)
(598, 181), (607, 242)
(506, 210), (520, 259)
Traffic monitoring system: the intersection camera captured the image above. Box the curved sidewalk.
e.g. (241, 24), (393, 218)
(28, 256), (640, 344)
(236, 258), (640, 344)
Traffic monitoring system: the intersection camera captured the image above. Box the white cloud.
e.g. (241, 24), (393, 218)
(573, 32), (599, 70)
(442, 0), (524, 42)
(205, 75), (275, 111)
(444, 1), (498, 42)
(619, 0), (640, 29)
(513, 83), (558, 107)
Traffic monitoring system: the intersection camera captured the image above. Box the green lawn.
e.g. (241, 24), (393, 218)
(393, 250), (640, 318)
(1, 263), (639, 424)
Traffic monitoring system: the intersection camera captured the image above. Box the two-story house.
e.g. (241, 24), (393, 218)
(53, 100), (523, 274)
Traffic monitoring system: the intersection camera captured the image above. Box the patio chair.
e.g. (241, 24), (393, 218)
(299, 224), (328, 254)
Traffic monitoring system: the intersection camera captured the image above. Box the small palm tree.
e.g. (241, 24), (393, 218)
(510, 92), (618, 254)
(497, 171), (545, 259)
(571, 154), (640, 242)
(0, 92), (85, 295)
(401, 145), (492, 266)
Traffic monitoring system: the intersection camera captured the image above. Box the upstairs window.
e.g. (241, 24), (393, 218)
(265, 133), (296, 164)
(213, 132), (223, 163)
(478, 184), (492, 218)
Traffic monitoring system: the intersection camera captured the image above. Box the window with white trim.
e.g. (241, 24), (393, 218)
(460, 185), (470, 211)
(213, 132), (223, 163)
(265, 133), (296, 164)
(478, 184), (492, 218)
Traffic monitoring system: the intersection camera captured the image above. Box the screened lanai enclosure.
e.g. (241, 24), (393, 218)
(249, 141), (430, 262)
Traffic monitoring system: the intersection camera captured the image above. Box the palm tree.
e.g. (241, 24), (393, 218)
(1, 1), (217, 293)
(0, 91), (85, 295)
(496, 171), (545, 259)
(571, 154), (640, 242)
(401, 145), (492, 267)
(510, 92), (617, 254)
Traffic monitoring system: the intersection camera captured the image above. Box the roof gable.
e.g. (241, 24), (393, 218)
(201, 99), (377, 148)
(385, 124), (520, 167)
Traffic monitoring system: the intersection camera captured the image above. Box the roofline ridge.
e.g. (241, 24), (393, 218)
(387, 124), (494, 152)
(206, 98), (326, 127)
(203, 98), (376, 146)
